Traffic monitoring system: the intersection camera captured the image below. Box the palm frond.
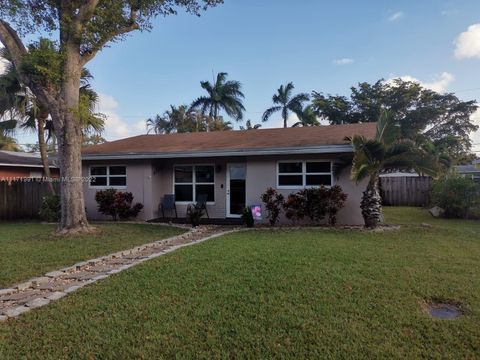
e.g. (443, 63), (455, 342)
(376, 110), (399, 145)
(262, 106), (282, 122)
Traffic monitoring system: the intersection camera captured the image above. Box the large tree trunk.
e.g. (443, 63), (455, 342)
(52, 46), (91, 234)
(361, 177), (383, 228)
(37, 114), (55, 195)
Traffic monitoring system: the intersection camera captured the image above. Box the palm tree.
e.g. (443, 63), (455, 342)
(239, 119), (262, 130)
(292, 105), (319, 127)
(262, 82), (310, 128)
(146, 105), (234, 134)
(207, 116), (232, 131)
(147, 105), (201, 134)
(348, 111), (440, 228)
(0, 50), (104, 194)
(191, 72), (245, 127)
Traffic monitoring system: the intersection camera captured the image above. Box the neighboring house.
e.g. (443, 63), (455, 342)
(81, 123), (376, 225)
(0, 150), (59, 179)
(456, 159), (480, 182)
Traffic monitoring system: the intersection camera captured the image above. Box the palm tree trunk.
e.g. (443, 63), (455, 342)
(37, 114), (55, 195)
(361, 177), (382, 228)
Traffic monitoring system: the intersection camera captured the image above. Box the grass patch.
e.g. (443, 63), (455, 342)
(0, 208), (479, 358)
(0, 222), (184, 288)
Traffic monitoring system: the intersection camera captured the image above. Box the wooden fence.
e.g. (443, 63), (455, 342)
(0, 180), (58, 220)
(380, 176), (432, 207)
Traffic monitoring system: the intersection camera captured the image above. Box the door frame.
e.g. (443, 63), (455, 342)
(226, 163), (247, 218)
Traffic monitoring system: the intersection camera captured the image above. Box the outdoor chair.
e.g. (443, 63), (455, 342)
(195, 194), (209, 218)
(159, 194), (177, 218)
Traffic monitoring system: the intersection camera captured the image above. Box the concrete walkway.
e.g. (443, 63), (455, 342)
(0, 225), (239, 322)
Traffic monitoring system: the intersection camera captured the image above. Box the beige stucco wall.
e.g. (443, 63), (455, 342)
(82, 159), (154, 221)
(245, 154), (366, 225)
(82, 154), (366, 225)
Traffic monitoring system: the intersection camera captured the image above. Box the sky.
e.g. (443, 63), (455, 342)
(4, 0), (480, 154)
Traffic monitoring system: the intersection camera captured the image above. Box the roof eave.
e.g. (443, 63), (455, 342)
(0, 163), (56, 168)
(82, 144), (354, 161)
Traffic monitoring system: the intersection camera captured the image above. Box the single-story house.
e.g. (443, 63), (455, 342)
(456, 160), (480, 182)
(81, 123), (376, 225)
(0, 150), (59, 179)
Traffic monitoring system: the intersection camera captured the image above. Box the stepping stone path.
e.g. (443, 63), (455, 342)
(0, 225), (239, 322)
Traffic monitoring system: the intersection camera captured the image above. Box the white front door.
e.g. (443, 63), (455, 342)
(226, 163), (247, 218)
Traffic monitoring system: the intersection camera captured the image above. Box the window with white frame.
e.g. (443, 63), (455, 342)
(174, 165), (215, 202)
(89, 166), (127, 187)
(277, 161), (332, 188)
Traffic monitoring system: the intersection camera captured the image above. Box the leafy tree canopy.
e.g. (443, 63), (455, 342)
(312, 79), (479, 162)
(0, 1), (223, 52)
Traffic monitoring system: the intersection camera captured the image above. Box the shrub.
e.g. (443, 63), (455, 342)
(431, 176), (479, 218)
(261, 188), (284, 226)
(299, 187), (328, 222)
(326, 185), (348, 226)
(95, 189), (143, 221)
(39, 195), (61, 222)
(274, 185), (348, 226)
(241, 207), (255, 228)
(283, 192), (306, 223)
(186, 204), (204, 227)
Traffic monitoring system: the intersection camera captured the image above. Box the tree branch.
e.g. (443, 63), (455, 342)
(77, 0), (100, 24)
(0, 19), (28, 69)
(80, 8), (139, 65)
(0, 20), (56, 108)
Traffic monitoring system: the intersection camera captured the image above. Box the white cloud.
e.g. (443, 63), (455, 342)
(454, 24), (480, 59)
(97, 93), (146, 140)
(388, 11), (404, 22)
(333, 58), (354, 65)
(441, 9), (458, 16)
(262, 112), (298, 129)
(134, 120), (147, 132)
(386, 72), (455, 93)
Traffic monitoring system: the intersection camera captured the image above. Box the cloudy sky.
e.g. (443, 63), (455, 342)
(3, 0), (480, 154)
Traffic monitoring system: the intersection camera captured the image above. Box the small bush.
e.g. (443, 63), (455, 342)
(95, 189), (143, 221)
(261, 188), (284, 226)
(39, 195), (61, 222)
(186, 204), (204, 227)
(266, 185), (348, 226)
(283, 192), (306, 223)
(299, 187), (329, 222)
(326, 185), (348, 226)
(241, 207), (255, 228)
(431, 176), (479, 218)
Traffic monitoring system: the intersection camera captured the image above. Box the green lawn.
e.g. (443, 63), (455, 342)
(0, 222), (184, 288)
(1, 208), (479, 359)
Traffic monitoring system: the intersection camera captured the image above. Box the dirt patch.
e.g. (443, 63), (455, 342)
(421, 298), (463, 320)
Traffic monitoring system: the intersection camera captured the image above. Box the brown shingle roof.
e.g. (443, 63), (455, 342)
(0, 150), (58, 167)
(82, 123), (376, 157)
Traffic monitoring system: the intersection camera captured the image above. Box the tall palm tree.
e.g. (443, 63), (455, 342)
(348, 111), (440, 228)
(262, 82), (310, 128)
(239, 119), (262, 130)
(191, 72), (245, 127)
(292, 105), (320, 127)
